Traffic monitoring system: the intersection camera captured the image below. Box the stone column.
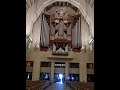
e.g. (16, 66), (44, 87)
(65, 62), (69, 81)
(32, 60), (40, 81)
(79, 62), (87, 82)
(51, 61), (54, 83)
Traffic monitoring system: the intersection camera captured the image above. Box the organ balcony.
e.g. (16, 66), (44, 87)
(52, 51), (68, 56)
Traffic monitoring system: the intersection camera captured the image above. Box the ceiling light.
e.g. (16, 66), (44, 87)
(82, 45), (85, 50)
(89, 38), (94, 45)
(36, 45), (39, 48)
(27, 36), (32, 42)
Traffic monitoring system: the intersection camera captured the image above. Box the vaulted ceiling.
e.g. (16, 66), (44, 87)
(45, 2), (78, 12)
(26, 0), (94, 13)
(26, 0), (94, 37)
(45, 2), (79, 16)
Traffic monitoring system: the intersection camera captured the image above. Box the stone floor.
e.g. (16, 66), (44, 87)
(44, 82), (72, 90)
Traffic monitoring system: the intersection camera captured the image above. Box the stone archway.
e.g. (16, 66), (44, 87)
(27, 0), (93, 37)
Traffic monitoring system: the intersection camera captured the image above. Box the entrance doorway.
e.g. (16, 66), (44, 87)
(54, 73), (65, 83)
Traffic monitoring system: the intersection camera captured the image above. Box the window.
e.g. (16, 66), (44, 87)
(26, 61), (33, 67)
(68, 74), (79, 81)
(40, 73), (51, 80)
(55, 62), (65, 68)
(41, 62), (51, 67)
(87, 74), (94, 82)
(69, 63), (79, 68)
(26, 72), (32, 80)
(87, 63), (94, 69)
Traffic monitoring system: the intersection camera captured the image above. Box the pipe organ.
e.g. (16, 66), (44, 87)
(72, 14), (81, 52)
(40, 9), (82, 55)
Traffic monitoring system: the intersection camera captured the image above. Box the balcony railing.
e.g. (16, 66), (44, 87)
(50, 35), (71, 42)
(52, 51), (68, 56)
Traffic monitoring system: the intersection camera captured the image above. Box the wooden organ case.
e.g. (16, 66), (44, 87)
(40, 9), (81, 54)
(49, 9), (72, 56)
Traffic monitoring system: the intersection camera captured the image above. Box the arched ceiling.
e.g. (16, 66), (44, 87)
(26, 0), (94, 36)
(45, 2), (79, 16)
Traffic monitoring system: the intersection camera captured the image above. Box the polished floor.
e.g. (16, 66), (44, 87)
(45, 82), (72, 90)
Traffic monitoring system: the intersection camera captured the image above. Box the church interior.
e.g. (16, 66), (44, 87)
(26, 0), (94, 90)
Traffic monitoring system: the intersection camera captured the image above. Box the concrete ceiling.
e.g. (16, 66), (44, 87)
(26, 0), (94, 13)
(26, 0), (94, 36)
(44, 2), (79, 16)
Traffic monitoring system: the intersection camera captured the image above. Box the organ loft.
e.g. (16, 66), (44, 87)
(40, 8), (82, 55)
(50, 9), (72, 55)
(26, 1), (94, 90)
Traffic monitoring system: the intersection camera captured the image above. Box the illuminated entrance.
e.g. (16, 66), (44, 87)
(59, 74), (63, 83)
(54, 62), (65, 83)
(54, 73), (65, 84)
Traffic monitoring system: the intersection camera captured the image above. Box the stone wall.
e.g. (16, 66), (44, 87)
(26, 50), (94, 82)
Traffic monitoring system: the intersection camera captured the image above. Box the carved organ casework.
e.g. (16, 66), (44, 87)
(49, 9), (72, 56)
(40, 9), (81, 55)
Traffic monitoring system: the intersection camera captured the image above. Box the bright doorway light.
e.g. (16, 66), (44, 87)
(59, 74), (63, 84)
(27, 74), (29, 79)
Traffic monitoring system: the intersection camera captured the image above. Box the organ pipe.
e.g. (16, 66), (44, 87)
(59, 20), (63, 35)
(65, 44), (68, 52)
(40, 14), (50, 46)
(53, 43), (56, 52)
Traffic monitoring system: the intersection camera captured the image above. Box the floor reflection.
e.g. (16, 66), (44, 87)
(45, 82), (72, 90)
